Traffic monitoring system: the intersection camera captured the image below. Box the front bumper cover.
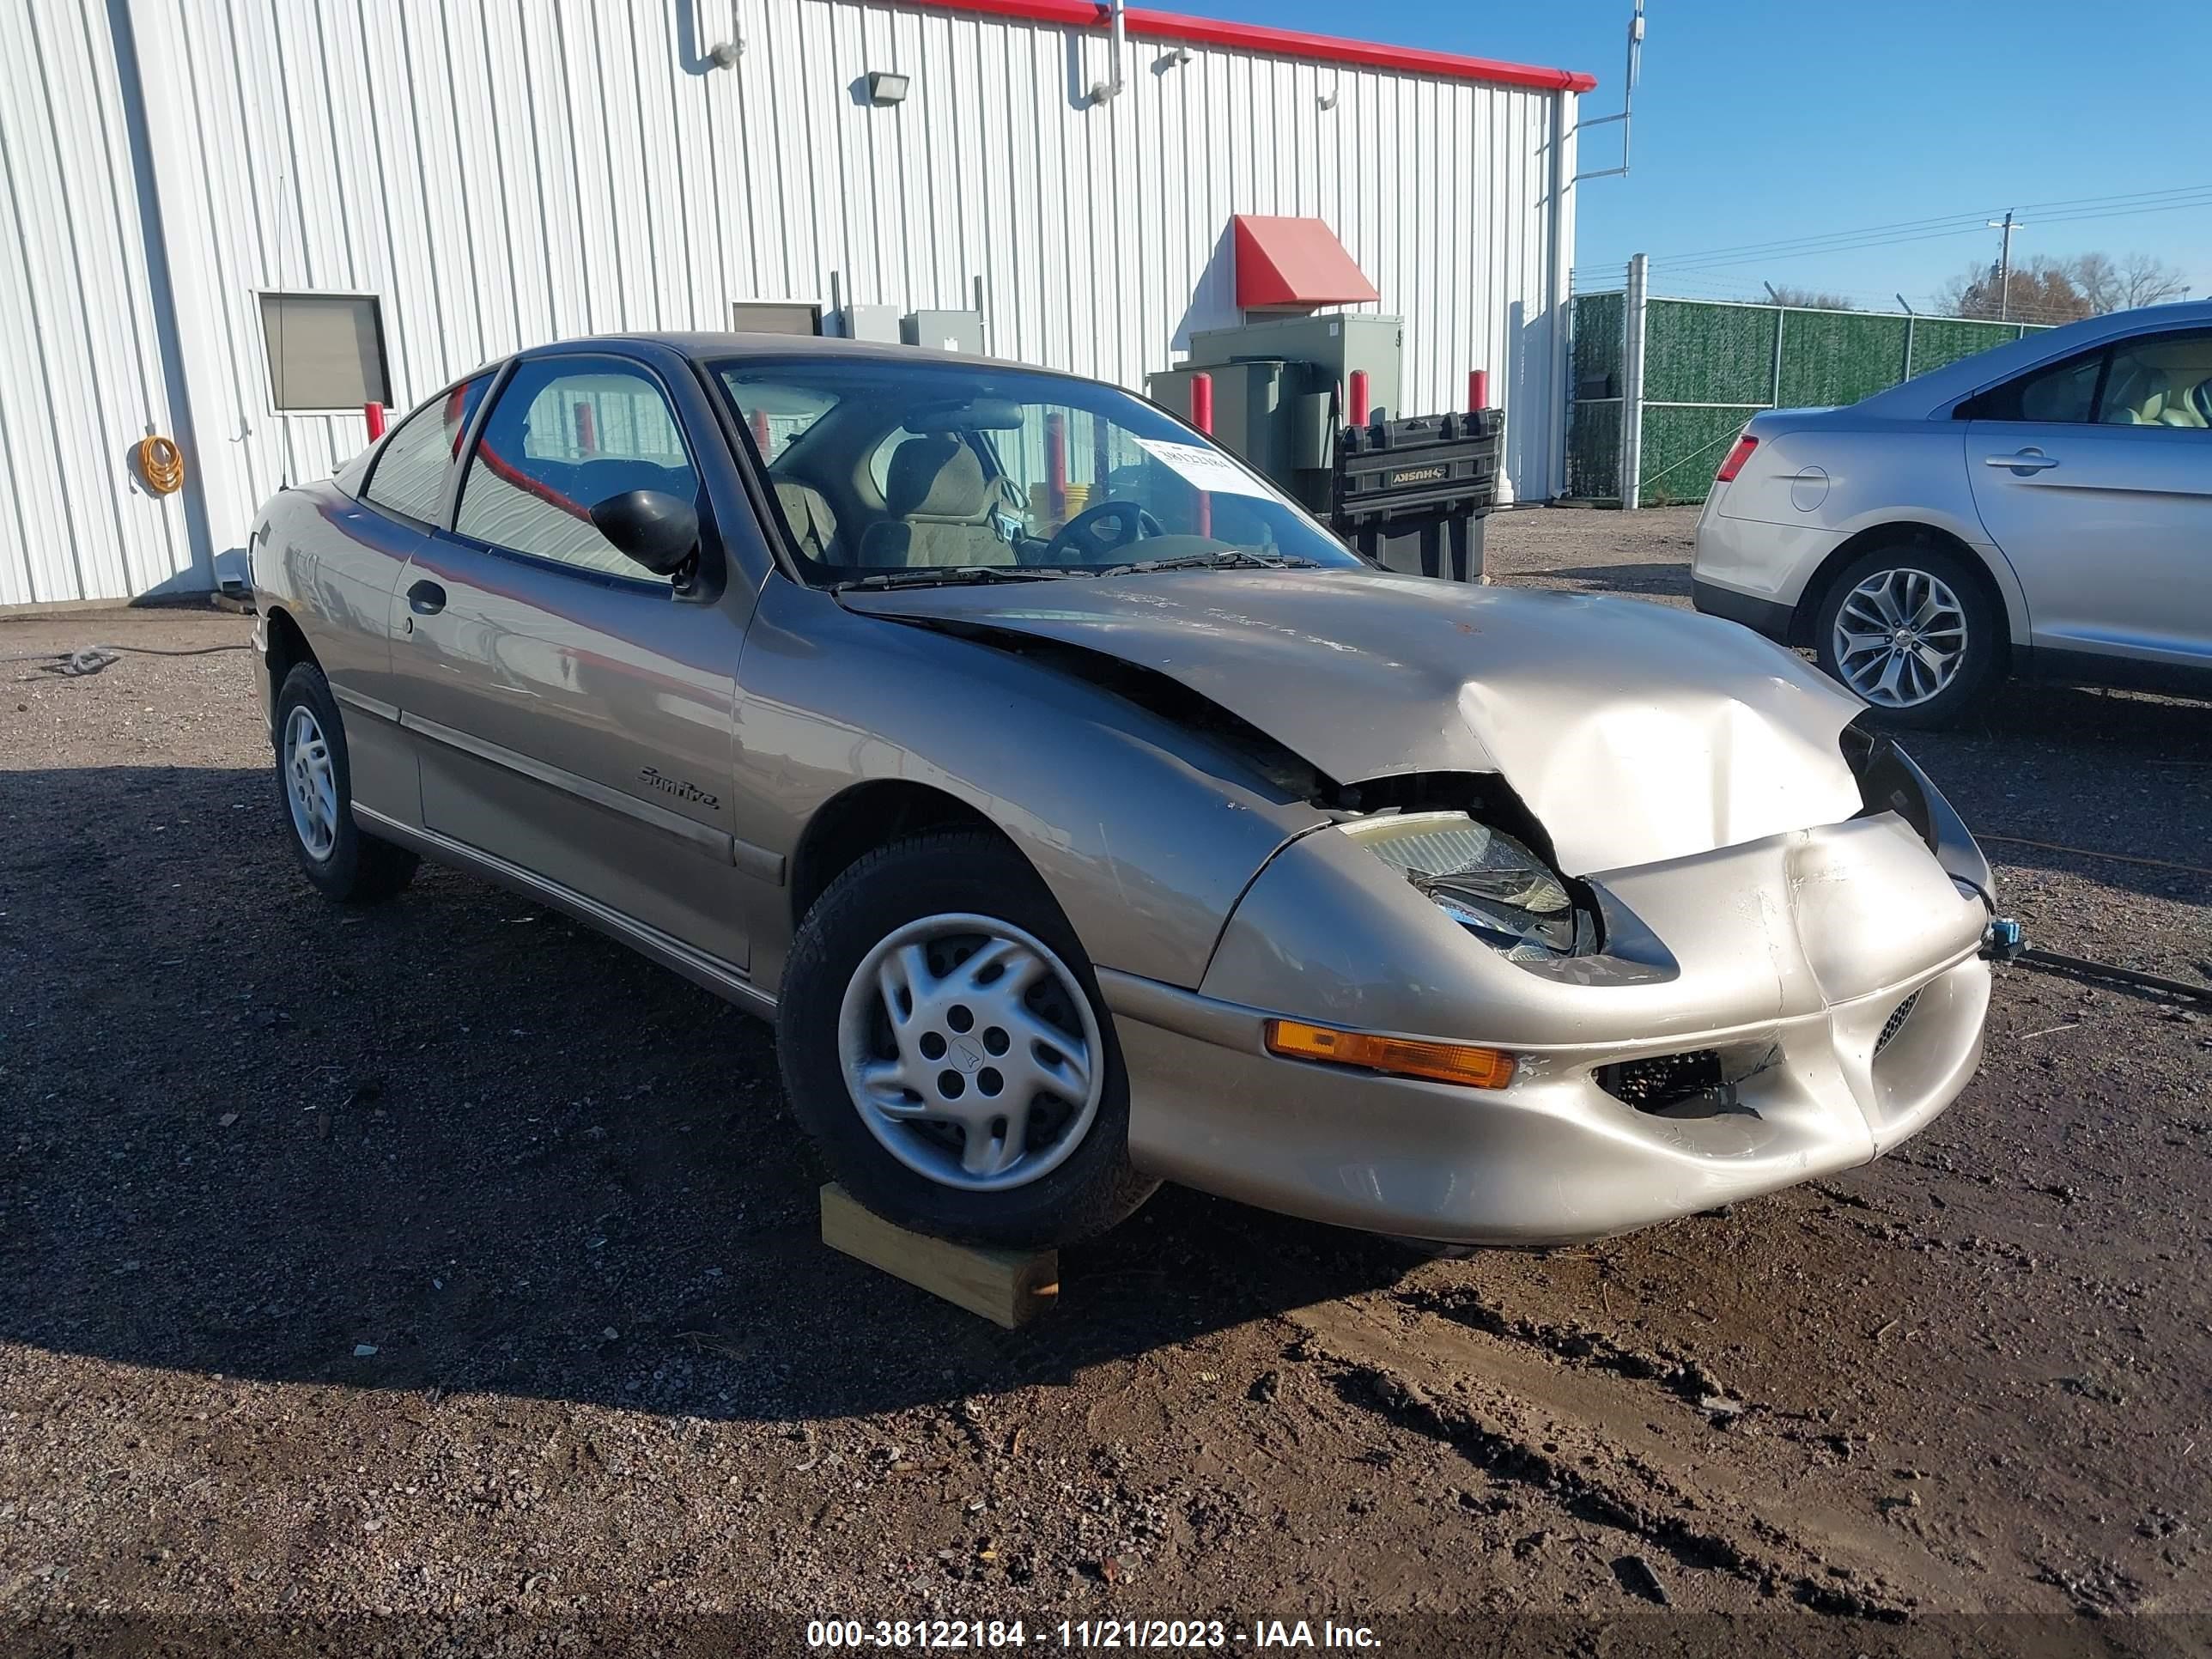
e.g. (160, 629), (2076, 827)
(1104, 948), (1987, 1246)
(1103, 801), (1995, 1246)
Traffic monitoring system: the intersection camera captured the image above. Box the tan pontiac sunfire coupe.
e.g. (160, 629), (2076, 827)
(251, 333), (2015, 1251)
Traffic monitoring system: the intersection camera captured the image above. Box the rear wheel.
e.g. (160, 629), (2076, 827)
(778, 830), (1156, 1249)
(1813, 542), (2002, 728)
(273, 662), (418, 902)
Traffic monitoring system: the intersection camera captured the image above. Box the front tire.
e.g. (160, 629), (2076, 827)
(273, 662), (418, 903)
(1813, 543), (2002, 728)
(778, 830), (1157, 1249)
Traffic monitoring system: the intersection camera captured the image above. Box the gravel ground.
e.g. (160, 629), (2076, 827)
(3, 511), (2208, 1657)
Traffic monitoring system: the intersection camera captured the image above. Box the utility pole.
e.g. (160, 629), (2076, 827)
(1985, 210), (2023, 322)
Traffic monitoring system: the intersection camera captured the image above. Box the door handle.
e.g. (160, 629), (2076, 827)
(1984, 449), (2060, 473)
(407, 580), (447, 616)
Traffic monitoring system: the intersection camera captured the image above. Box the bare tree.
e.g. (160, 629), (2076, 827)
(2068, 252), (2120, 313)
(1764, 285), (1857, 311)
(2118, 252), (2188, 308)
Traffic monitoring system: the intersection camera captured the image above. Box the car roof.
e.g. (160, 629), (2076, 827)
(1859, 299), (2212, 419)
(532, 331), (1033, 373)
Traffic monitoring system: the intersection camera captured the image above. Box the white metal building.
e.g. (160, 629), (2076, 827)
(0, 0), (1589, 610)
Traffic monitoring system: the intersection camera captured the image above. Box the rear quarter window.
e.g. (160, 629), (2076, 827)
(1957, 349), (2102, 424)
(361, 375), (492, 524)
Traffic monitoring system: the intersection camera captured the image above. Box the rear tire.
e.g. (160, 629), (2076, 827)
(273, 662), (418, 903)
(1813, 542), (2003, 728)
(778, 829), (1157, 1249)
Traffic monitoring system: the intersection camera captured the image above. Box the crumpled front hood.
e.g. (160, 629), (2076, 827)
(842, 568), (1868, 874)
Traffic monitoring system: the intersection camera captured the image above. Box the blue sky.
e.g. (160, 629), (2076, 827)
(1192, 0), (2212, 314)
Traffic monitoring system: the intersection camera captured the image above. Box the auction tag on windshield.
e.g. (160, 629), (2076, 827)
(1133, 438), (1287, 502)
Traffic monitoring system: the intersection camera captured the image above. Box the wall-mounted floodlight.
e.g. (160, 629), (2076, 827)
(866, 70), (909, 105)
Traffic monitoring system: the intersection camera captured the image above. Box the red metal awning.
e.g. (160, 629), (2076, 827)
(1232, 215), (1381, 311)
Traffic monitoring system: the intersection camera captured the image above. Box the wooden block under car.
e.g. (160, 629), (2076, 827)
(818, 1182), (1059, 1329)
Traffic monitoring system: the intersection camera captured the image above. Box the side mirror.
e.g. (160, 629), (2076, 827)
(590, 489), (700, 578)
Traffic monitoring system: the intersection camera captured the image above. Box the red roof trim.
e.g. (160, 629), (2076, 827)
(872, 0), (1598, 94)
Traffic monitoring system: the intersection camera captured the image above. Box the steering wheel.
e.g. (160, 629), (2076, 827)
(1042, 499), (1165, 565)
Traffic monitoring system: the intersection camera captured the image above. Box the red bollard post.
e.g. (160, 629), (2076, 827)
(750, 407), (772, 453)
(1188, 373), (1213, 538)
(1044, 410), (1067, 524)
(364, 402), (386, 440)
(574, 401), (597, 455)
(1468, 368), (1490, 413)
(1348, 369), (1371, 428)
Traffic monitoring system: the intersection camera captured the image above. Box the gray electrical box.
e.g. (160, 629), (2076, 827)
(1149, 313), (1405, 511)
(1186, 313), (1404, 423)
(1150, 361), (1297, 483)
(902, 309), (986, 355)
(838, 304), (902, 343)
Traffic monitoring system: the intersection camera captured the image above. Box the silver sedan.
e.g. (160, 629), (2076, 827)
(251, 333), (2014, 1249)
(1693, 301), (2212, 726)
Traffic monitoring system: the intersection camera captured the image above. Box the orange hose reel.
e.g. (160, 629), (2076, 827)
(137, 434), (185, 495)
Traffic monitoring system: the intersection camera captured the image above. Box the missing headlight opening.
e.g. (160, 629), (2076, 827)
(1342, 810), (1594, 961)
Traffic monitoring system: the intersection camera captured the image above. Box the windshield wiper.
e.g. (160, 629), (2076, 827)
(834, 565), (1068, 592)
(1101, 550), (1320, 576)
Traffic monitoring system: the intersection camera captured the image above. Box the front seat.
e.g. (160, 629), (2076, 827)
(857, 436), (1015, 568)
(2100, 365), (2168, 424)
(771, 475), (841, 563)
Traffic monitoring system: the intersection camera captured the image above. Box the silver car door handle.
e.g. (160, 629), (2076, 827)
(1984, 450), (2060, 472)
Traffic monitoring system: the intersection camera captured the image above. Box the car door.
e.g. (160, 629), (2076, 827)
(387, 346), (761, 971)
(1965, 328), (2212, 669)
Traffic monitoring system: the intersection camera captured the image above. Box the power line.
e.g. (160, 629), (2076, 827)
(1572, 193), (2212, 281)
(1575, 181), (2212, 271)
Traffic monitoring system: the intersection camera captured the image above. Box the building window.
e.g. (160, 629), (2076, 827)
(732, 301), (823, 337)
(258, 292), (392, 411)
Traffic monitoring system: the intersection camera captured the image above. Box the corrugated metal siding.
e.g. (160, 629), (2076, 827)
(4, 0), (1572, 605)
(0, 0), (198, 605)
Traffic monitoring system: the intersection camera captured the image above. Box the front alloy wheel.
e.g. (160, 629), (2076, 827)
(837, 915), (1103, 1192)
(778, 828), (1155, 1249)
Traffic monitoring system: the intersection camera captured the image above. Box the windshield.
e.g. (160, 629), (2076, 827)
(713, 358), (1364, 587)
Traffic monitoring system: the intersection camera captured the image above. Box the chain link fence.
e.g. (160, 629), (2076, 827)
(1566, 282), (2045, 506)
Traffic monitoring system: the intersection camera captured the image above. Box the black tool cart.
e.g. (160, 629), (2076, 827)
(1332, 409), (1504, 582)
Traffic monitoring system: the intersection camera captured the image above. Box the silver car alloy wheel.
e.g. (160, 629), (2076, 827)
(836, 913), (1104, 1193)
(283, 703), (340, 862)
(1832, 566), (1969, 708)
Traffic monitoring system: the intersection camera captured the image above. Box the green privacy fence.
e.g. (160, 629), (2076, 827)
(1565, 295), (2043, 506)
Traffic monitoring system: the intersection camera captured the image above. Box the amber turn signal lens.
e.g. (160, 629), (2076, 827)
(1264, 1019), (1516, 1090)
